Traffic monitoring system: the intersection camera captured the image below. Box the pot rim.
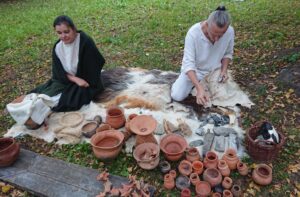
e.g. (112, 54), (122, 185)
(0, 138), (15, 153)
(90, 130), (124, 149)
(106, 106), (124, 117)
(160, 133), (187, 155)
(133, 142), (160, 162)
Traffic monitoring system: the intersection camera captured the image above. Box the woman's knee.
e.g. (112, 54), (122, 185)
(170, 90), (187, 102)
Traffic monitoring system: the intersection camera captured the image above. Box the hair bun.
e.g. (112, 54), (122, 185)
(215, 5), (226, 11)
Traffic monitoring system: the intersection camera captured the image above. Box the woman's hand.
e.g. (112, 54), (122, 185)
(67, 74), (89, 87)
(196, 85), (210, 105)
(218, 70), (228, 83)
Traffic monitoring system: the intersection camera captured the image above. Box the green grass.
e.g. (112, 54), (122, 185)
(1, 0), (300, 196)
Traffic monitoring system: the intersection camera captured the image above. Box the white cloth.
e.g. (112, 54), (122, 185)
(6, 93), (61, 125)
(55, 33), (80, 75)
(181, 22), (234, 79)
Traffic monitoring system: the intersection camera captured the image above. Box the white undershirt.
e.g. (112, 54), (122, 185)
(55, 33), (80, 75)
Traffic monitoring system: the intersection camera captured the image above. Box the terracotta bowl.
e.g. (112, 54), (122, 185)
(90, 130), (124, 161)
(129, 115), (157, 136)
(81, 121), (99, 138)
(0, 138), (20, 167)
(133, 142), (160, 170)
(160, 134), (188, 161)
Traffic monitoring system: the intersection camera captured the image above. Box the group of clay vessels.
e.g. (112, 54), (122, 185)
(162, 148), (273, 197)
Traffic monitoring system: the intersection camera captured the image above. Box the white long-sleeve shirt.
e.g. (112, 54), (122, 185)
(181, 22), (234, 80)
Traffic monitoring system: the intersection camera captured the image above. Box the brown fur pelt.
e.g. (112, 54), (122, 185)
(105, 95), (159, 110)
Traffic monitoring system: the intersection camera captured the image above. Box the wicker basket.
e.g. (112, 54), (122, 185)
(245, 121), (286, 163)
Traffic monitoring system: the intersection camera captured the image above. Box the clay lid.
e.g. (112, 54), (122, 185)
(59, 112), (84, 127)
(129, 115), (157, 136)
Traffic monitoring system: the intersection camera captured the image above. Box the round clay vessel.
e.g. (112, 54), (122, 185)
(185, 147), (201, 162)
(176, 175), (190, 191)
(237, 161), (248, 176)
(231, 184), (242, 197)
(125, 113), (138, 133)
(0, 138), (20, 167)
(218, 159), (231, 177)
(133, 142), (159, 170)
(159, 160), (171, 174)
(222, 177), (233, 190)
(195, 181), (211, 196)
(181, 188), (191, 197)
(160, 134), (188, 161)
(252, 164), (272, 185)
(212, 193), (222, 197)
(81, 121), (98, 138)
(164, 173), (175, 190)
(129, 115), (157, 135)
(223, 189), (233, 197)
(106, 106), (126, 129)
(169, 170), (177, 179)
(204, 151), (218, 169)
(90, 130), (124, 160)
(222, 148), (239, 170)
(135, 133), (157, 147)
(192, 160), (204, 175)
(178, 160), (193, 176)
(189, 172), (200, 186)
(96, 123), (112, 133)
(203, 168), (222, 187)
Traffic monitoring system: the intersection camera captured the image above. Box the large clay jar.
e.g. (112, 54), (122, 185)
(222, 177), (233, 190)
(133, 142), (160, 170)
(222, 149), (239, 170)
(181, 188), (191, 197)
(195, 181), (211, 197)
(192, 160), (204, 175)
(90, 130), (124, 160)
(203, 168), (222, 187)
(237, 161), (248, 176)
(204, 151), (218, 169)
(223, 190), (233, 197)
(178, 160), (193, 176)
(160, 134), (188, 161)
(0, 138), (20, 167)
(231, 184), (242, 197)
(252, 164), (272, 185)
(164, 173), (175, 190)
(218, 159), (231, 177)
(106, 106), (126, 129)
(189, 172), (200, 186)
(186, 147), (201, 162)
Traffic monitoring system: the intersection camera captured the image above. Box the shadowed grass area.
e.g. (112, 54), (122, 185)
(1, 0), (300, 196)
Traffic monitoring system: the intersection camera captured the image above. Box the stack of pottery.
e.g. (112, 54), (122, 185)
(133, 142), (159, 170)
(0, 138), (20, 167)
(160, 134), (188, 161)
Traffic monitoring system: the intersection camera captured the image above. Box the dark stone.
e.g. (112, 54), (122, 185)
(276, 63), (300, 96)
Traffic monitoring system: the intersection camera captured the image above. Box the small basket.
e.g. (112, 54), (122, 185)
(245, 121), (286, 163)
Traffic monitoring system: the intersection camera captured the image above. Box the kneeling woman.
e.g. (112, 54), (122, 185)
(7, 15), (105, 129)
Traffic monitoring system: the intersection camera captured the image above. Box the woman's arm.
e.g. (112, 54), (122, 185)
(66, 74), (89, 87)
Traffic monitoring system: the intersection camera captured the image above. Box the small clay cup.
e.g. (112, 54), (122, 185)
(81, 121), (98, 138)
(178, 160), (193, 176)
(222, 177), (233, 190)
(189, 172), (200, 186)
(176, 175), (190, 191)
(218, 159), (231, 177)
(231, 184), (242, 197)
(192, 160), (204, 175)
(237, 161), (248, 176)
(223, 189), (233, 197)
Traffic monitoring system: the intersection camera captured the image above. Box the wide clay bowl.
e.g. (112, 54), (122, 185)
(129, 115), (157, 136)
(0, 138), (20, 167)
(90, 130), (124, 161)
(160, 134), (188, 161)
(133, 142), (160, 170)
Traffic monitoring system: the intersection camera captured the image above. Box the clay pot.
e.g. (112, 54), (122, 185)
(204, 151), (218, 169)
(164, 173), (175, 190)
(237, 161), (248, 176)
(223, 189), (233, 197)
(231, 184), (242, 197)
(189, 172), (200, 186)
(106, 106), (126, 129)
(133, 142), (159, 170)
(81, 121), (98, 138)
(222, 149), (239, 170)
(252, 164), (272, 185)
(178, 160), (193, 176)
(181, 188), (191, 197)
(169, 170), (177, 179)
(135, 134), (157, 147)
(129, 115), (157, 135)
(160, 134), (188, 161)
(195, 181), (211, 197)
(203, 168), (222, 187)
(222, 177), (233, 190)
(90, 130), (124, 160)
(125, 113), (138, 133)
(159, 161), (171, 174)
(192, 160), (204, 175)
(176, 175), (190, 191)
(96, 123), (112, 133)
(186, 147), (201, 162)
(0, 138), (20, 167)
(218, 159), (231, 177)
(212, 193), (222, 197)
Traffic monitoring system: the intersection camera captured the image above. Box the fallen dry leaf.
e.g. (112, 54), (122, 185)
(288, 163), (300, 173)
